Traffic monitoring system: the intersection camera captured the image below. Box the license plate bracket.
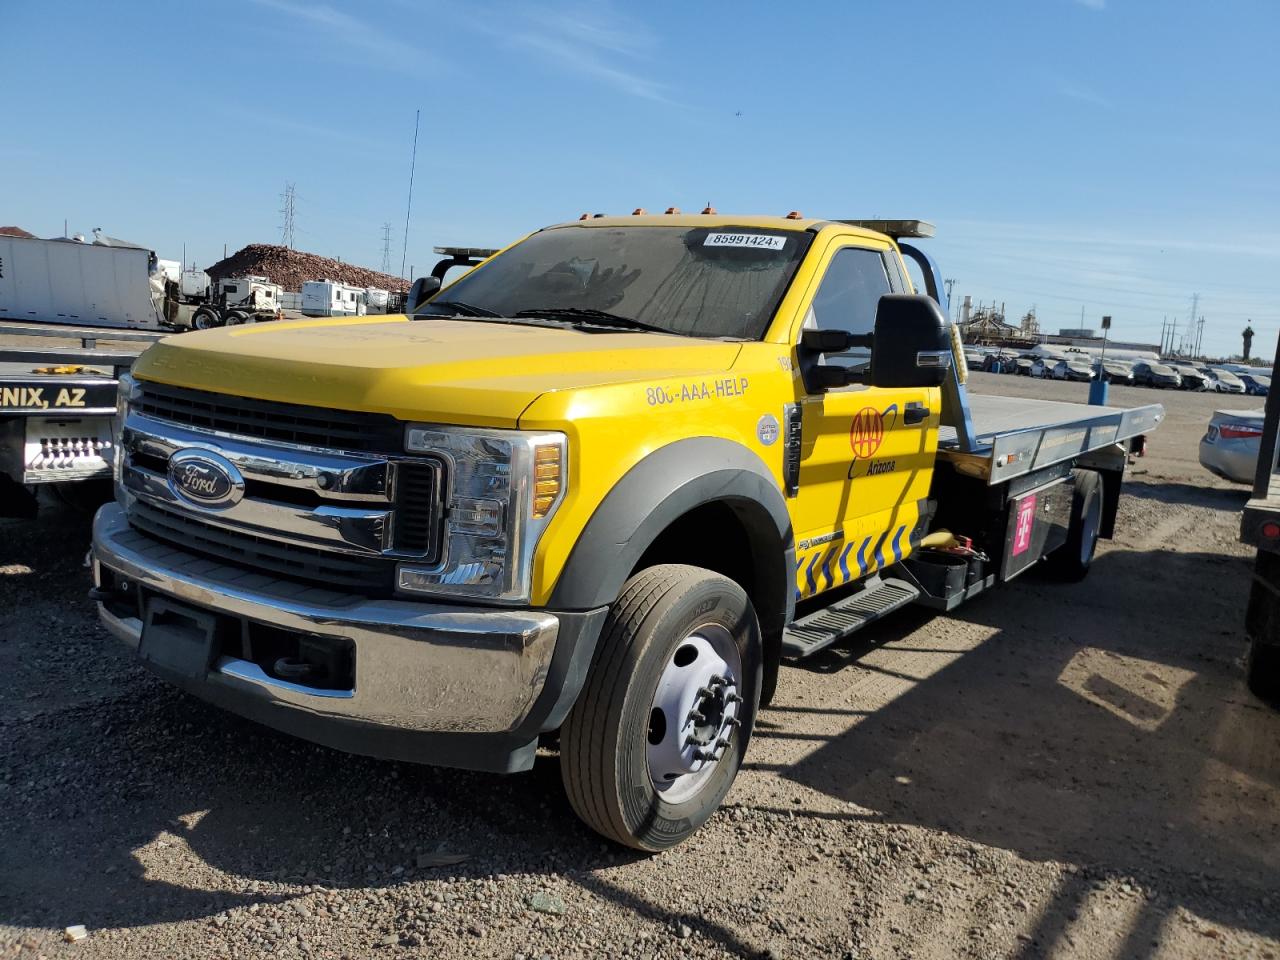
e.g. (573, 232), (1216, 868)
(139, 598), (217, 680)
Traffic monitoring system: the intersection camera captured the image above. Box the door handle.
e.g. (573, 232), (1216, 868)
(903, 402), (929, 425)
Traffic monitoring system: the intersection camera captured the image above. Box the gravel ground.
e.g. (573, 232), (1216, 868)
(2, 373), (1278, 960)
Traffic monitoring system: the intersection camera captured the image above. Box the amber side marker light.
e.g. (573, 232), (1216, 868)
(533, 444), (563, 518)
(785, 211), (804, 220)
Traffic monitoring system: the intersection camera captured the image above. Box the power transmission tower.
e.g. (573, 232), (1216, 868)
(943, 277), (956, 314)
(379, 223), (393, 273)
(279, 182), (297, 249)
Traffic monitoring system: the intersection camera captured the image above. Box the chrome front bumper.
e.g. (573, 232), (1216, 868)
(91, 504), (560, 738)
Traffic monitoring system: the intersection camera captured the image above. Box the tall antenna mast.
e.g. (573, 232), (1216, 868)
(279, 182), (297, 249)
(380, 222), (393, 274)
(400, 109), (420, 279)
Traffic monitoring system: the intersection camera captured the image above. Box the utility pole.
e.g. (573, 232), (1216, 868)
(943, 277), (956, 316)
(380, 223), (394, 274)
(279, 182), (297, 249)
(1195, 316), (1205, 359)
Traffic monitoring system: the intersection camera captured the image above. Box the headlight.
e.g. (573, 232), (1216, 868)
(397, 424), (567, 604)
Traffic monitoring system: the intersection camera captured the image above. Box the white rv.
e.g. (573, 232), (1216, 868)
(301, 280), (366, 317)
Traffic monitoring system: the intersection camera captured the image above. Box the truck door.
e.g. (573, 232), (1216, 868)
(789, 242), (940, 601)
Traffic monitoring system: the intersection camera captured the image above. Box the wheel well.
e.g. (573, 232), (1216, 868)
(631, 498), (790, 705)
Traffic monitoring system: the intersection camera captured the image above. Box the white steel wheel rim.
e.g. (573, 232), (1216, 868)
(646, 623), (743, 804)
(1081, 493), (1102, 564)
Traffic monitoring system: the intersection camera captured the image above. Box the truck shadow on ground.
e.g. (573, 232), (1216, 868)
(767, 544), (1280, 956)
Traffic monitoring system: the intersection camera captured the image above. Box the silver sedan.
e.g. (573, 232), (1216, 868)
(1199, 409), (1266, 483)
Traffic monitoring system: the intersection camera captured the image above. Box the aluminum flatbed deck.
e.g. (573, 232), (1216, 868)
(938, 393), (1165, 484)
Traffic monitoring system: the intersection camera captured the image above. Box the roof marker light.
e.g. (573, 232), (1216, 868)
(632, 208), (647, 215)
(664, 206), (681, 215)
(702, 203), (717, 214)
(785, 211), (803, 220)
(578, 213), (590, 220)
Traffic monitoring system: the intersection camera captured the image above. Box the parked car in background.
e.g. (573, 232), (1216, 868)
(1133, 361), (1182, 389)
(1202, 367), (1247, 394)
(1169, 364), (1212, 390)
(1097, 360), (1134, 384)
(1240, 373), (1271, 396)
(981, 351), (1019, 374)
(1015, 357), (1035, 376)
(1200, 409), (1266, 483)
(1051, 359), (1094, 382)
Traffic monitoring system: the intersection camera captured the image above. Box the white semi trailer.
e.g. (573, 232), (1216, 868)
(0, 234), (168, 330)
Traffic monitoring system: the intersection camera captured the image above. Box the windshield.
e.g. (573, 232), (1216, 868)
(418, 224), (813, 339)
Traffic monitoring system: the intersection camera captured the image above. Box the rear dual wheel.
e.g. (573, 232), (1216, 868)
(560, 564), (761, 852)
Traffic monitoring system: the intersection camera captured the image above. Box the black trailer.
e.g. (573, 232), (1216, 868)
(1241, 336), (1280, 703)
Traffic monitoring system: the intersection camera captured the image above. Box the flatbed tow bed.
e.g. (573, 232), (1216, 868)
(938, 392), (1164, 483)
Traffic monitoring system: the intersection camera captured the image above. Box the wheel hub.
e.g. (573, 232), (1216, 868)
(646, 626), (742, 803)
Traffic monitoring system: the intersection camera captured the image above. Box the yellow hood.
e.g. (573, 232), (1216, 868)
(133, 315), (743, 427)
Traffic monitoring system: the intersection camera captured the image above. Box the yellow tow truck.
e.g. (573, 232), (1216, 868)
(91, 214), (1163, 850)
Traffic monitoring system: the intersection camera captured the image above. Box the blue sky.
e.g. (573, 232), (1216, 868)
(3, 0), (1276, 359)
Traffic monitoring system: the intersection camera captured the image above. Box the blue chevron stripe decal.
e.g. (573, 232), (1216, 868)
(891, 524), (906, 563)
(804, 552), (820, 596)
(838, 541), (854, 583)
(855, 536), (872, 576)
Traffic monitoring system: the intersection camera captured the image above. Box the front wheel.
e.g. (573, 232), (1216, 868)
(560, 564), (761, 851)
(191, 307), (221, 330)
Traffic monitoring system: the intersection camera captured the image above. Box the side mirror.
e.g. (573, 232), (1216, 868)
(868, 294), (952, 389)
(405, 276), (442, 315)
(798, 327), (875, 392)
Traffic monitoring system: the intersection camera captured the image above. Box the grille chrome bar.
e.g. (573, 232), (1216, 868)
(125, 413), (392, 503)
(124, 463), (394, 555)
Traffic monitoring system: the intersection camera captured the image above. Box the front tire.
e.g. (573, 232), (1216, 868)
(191, 307), (221, 330)
(560, 564), (761, 852)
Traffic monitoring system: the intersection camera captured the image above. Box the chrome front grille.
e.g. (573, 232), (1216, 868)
(120, 394), (445, 593)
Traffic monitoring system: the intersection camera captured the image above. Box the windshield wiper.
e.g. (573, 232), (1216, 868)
(421, 299), (500, 318)
(514, 307), (667, 334)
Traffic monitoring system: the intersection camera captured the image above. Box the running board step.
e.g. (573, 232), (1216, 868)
(782, 577), (920, 659)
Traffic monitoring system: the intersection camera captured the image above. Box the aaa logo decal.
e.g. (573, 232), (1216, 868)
(849, 407), (886, 459)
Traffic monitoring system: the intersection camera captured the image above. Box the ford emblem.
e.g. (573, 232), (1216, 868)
(168, 449), (244, 508)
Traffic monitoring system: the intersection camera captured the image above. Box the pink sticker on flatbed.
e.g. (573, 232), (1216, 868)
(1012, 494), (1037, 556)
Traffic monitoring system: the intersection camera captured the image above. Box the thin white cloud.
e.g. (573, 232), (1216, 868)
(1056, 78), (1112, 108)
(498, 5), (673, 103)
(248, 0), (429, 70)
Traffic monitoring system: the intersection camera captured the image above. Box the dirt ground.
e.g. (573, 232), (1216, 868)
(1, 373), (1277, 960)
